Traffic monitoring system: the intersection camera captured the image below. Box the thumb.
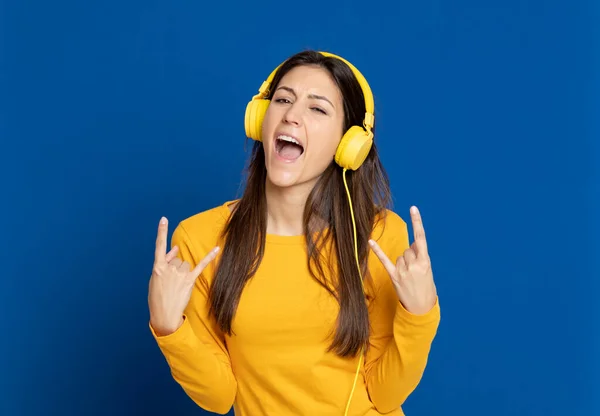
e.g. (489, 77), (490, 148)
(368, 239), (396, 277)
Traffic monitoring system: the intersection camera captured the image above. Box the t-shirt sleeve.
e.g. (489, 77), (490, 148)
(149, 222), (237, 415)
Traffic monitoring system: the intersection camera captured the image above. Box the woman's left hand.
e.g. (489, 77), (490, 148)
(369, 206), (437, 315)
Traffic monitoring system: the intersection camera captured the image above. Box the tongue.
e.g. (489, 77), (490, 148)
(279, 142), (303, 160)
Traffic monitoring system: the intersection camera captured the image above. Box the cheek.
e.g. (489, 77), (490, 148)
(260, 108), (276, 146)
(309, 133), (341, 161)
(309, 123), (343, 155)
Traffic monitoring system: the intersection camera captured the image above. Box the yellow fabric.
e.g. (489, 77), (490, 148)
(150, 200), (440, 415)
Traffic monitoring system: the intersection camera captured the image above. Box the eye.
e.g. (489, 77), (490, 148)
(274, 98), (291, 104)
(311, 107), (327, 115)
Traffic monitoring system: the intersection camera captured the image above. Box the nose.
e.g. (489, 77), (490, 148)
(282, 103), (302, 127)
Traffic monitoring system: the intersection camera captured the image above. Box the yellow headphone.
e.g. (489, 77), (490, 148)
(244, 51), (375, 171)
(245, 51), (375, 415)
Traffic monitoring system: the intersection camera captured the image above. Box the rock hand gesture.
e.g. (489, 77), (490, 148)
(148, 217), (220, 337)
(369, 206), (437, 315)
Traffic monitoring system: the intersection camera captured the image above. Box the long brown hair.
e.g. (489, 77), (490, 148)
(209, 50), (392, 357)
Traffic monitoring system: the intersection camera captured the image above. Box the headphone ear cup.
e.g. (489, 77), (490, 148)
(334, 126), (374, 170)
(245, 99), (270, 141)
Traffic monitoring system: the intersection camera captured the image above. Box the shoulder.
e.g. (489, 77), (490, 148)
(177, 199), (235, 234)
(371, 208), (410, 249)
(171, 199), (236, 260)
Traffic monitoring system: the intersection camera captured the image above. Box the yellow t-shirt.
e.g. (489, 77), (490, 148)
(150, 200), (440, 415)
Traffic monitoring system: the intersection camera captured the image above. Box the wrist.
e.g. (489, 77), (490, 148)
(150, 316), (185, 337)
(398, 295), (439, 316)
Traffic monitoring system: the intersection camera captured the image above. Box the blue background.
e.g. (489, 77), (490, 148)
(2, 0), (598, 415)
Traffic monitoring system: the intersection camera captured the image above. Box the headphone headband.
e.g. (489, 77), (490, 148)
(252, 51), (375, 132)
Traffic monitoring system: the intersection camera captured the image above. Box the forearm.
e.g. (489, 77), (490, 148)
(151, 316), (237, 415)
(366, 299), (440, 413)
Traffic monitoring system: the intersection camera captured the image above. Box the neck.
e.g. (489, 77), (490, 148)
(265, 178), (317, 236)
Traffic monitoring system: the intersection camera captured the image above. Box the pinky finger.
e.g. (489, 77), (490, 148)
(191, 246), (221, 278)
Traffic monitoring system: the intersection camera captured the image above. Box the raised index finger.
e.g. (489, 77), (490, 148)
(154, 217), (168, 263)
(410, 206), (428, 256)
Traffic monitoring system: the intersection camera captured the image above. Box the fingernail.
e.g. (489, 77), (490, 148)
(160, 217), (167, 224)
(410, 206), (418, 214)
(368, 239), (375, 246)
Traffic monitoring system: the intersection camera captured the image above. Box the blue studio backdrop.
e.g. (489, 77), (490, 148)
(2, 1), (598, 415)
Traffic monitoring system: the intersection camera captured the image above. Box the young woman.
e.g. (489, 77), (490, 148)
(148, 50), (440, 416)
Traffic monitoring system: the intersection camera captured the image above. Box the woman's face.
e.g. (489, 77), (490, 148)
(261, 65), (345, 190)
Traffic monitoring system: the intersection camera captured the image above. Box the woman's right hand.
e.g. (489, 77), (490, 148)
(148, 217), (220, 337)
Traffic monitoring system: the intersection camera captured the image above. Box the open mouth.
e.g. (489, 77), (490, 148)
(275, 134), (304, 161)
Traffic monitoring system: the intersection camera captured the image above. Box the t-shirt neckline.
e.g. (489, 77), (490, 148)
(220, 200), (308, 246)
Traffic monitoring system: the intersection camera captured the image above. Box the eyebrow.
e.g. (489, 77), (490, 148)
(275, 86), (335, 109)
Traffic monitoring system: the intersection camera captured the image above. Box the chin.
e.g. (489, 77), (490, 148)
(266, 169), (326, 195)
(266, 169), (303, 189)
(263, 146), (327, 191)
